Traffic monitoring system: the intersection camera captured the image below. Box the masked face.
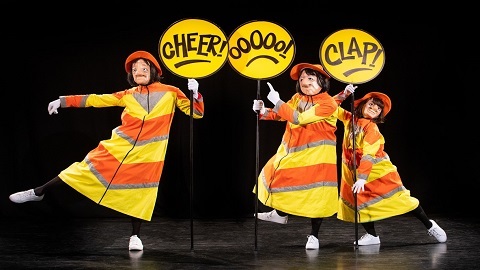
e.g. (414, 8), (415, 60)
(362, 98), (382, 119)
(298, 70), (321, 95)
(131, 59), (151, 86)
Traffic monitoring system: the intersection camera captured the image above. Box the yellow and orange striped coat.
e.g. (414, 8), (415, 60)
(336, 105), (419, 223)
(57, 82), (204, 221)
(255, 92), (339, 218)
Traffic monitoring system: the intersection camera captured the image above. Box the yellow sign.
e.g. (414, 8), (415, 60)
(228, 21), (295, 80)
(319, 28), (385, 84)
(158, 18), (228, 79)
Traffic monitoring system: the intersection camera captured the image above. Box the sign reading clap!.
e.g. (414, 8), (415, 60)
(319, 28), (385, 84)
(228, 21), (295, 80)
(158, 18), (228, 79)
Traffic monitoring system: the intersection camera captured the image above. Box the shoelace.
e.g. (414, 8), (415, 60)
(428, 227), (441, 237)
(359, 234), (371, 240)
(307, 236), (316, 244)
(263, 211), (275, 219)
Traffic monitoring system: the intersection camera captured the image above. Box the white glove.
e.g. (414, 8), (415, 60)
(344, 84), (357, 94)
(48, 99), (61, 115)
(266, 82), (280, 105)
(352, 179), (367, 193)
(187, 79), (199, 99)
(253, 100), (266, 114)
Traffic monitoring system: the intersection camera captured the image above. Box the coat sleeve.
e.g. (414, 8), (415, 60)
(357, 123), (383, 179)
(61, 90), (128, 108)
(274, 96), (338, 126)
(174, 88), (204, 119)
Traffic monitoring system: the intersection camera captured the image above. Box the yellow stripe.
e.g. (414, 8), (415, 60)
(256, 173), (338, 218)
(101, 134), (168, 163)
(337, 191), (419, 223)
(60, 163), (158, 221)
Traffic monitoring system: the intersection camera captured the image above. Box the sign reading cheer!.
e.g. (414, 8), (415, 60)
(319, 28), (385, 84)
(158, 18), (229, 79)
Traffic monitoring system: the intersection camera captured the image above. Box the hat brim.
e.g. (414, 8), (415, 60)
(125, 51), (162, 76)
(290, 63), (331, 80)
(354, 92), (391, 116)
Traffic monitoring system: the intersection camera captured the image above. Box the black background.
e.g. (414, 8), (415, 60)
(2, 8), (474, 219)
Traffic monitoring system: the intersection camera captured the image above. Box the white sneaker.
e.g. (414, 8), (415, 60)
(354, 233), (380, 246)
(428, 220), (447, 243)
(129, 235), (143, 251)
(255, 210), (288, 224)
(305, 235), (319, 250)
(9, 189), (44, 203)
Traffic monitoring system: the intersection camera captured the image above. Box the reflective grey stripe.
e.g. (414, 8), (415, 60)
(85, 157), (159, 189)
(282, 139), (336, 154)
(341, 186), (407, 210)
(261, 168), (337, 194)
(114, 127), (169, 146)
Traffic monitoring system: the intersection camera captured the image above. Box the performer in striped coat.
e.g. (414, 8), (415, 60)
(252, 63), (351, 250)
(335, 91), (446, 246)
(9, 50), (204, 251)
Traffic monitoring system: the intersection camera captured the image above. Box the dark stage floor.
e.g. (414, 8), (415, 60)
(1, 214), (478, 269)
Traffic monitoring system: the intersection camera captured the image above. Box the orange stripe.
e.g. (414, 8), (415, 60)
(118, 113), (173, 140)
(287, 124), (337, 146)
(87, 144), (164, 185)
(265, 163), (337, 188)
(341, 171), (402, 205)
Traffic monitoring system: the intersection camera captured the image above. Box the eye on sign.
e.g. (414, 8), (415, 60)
(319, 28), (385, 84)
(158, 18), (228, 79)
(228, 20), (295, 80)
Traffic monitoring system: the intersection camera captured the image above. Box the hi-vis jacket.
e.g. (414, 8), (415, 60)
(57, 82), (204, 221)
(255, 92), (339, 218)
(336, 105), (419, 223)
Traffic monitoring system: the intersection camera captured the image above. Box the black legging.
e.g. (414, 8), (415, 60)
(309, 218), (323, 238)
(34, 176), (64, 196)
(361, 205), (433, 236)
(131, 217), (142, 236)
(275, 209), (323, 239)
(33, 176), (143, 237)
